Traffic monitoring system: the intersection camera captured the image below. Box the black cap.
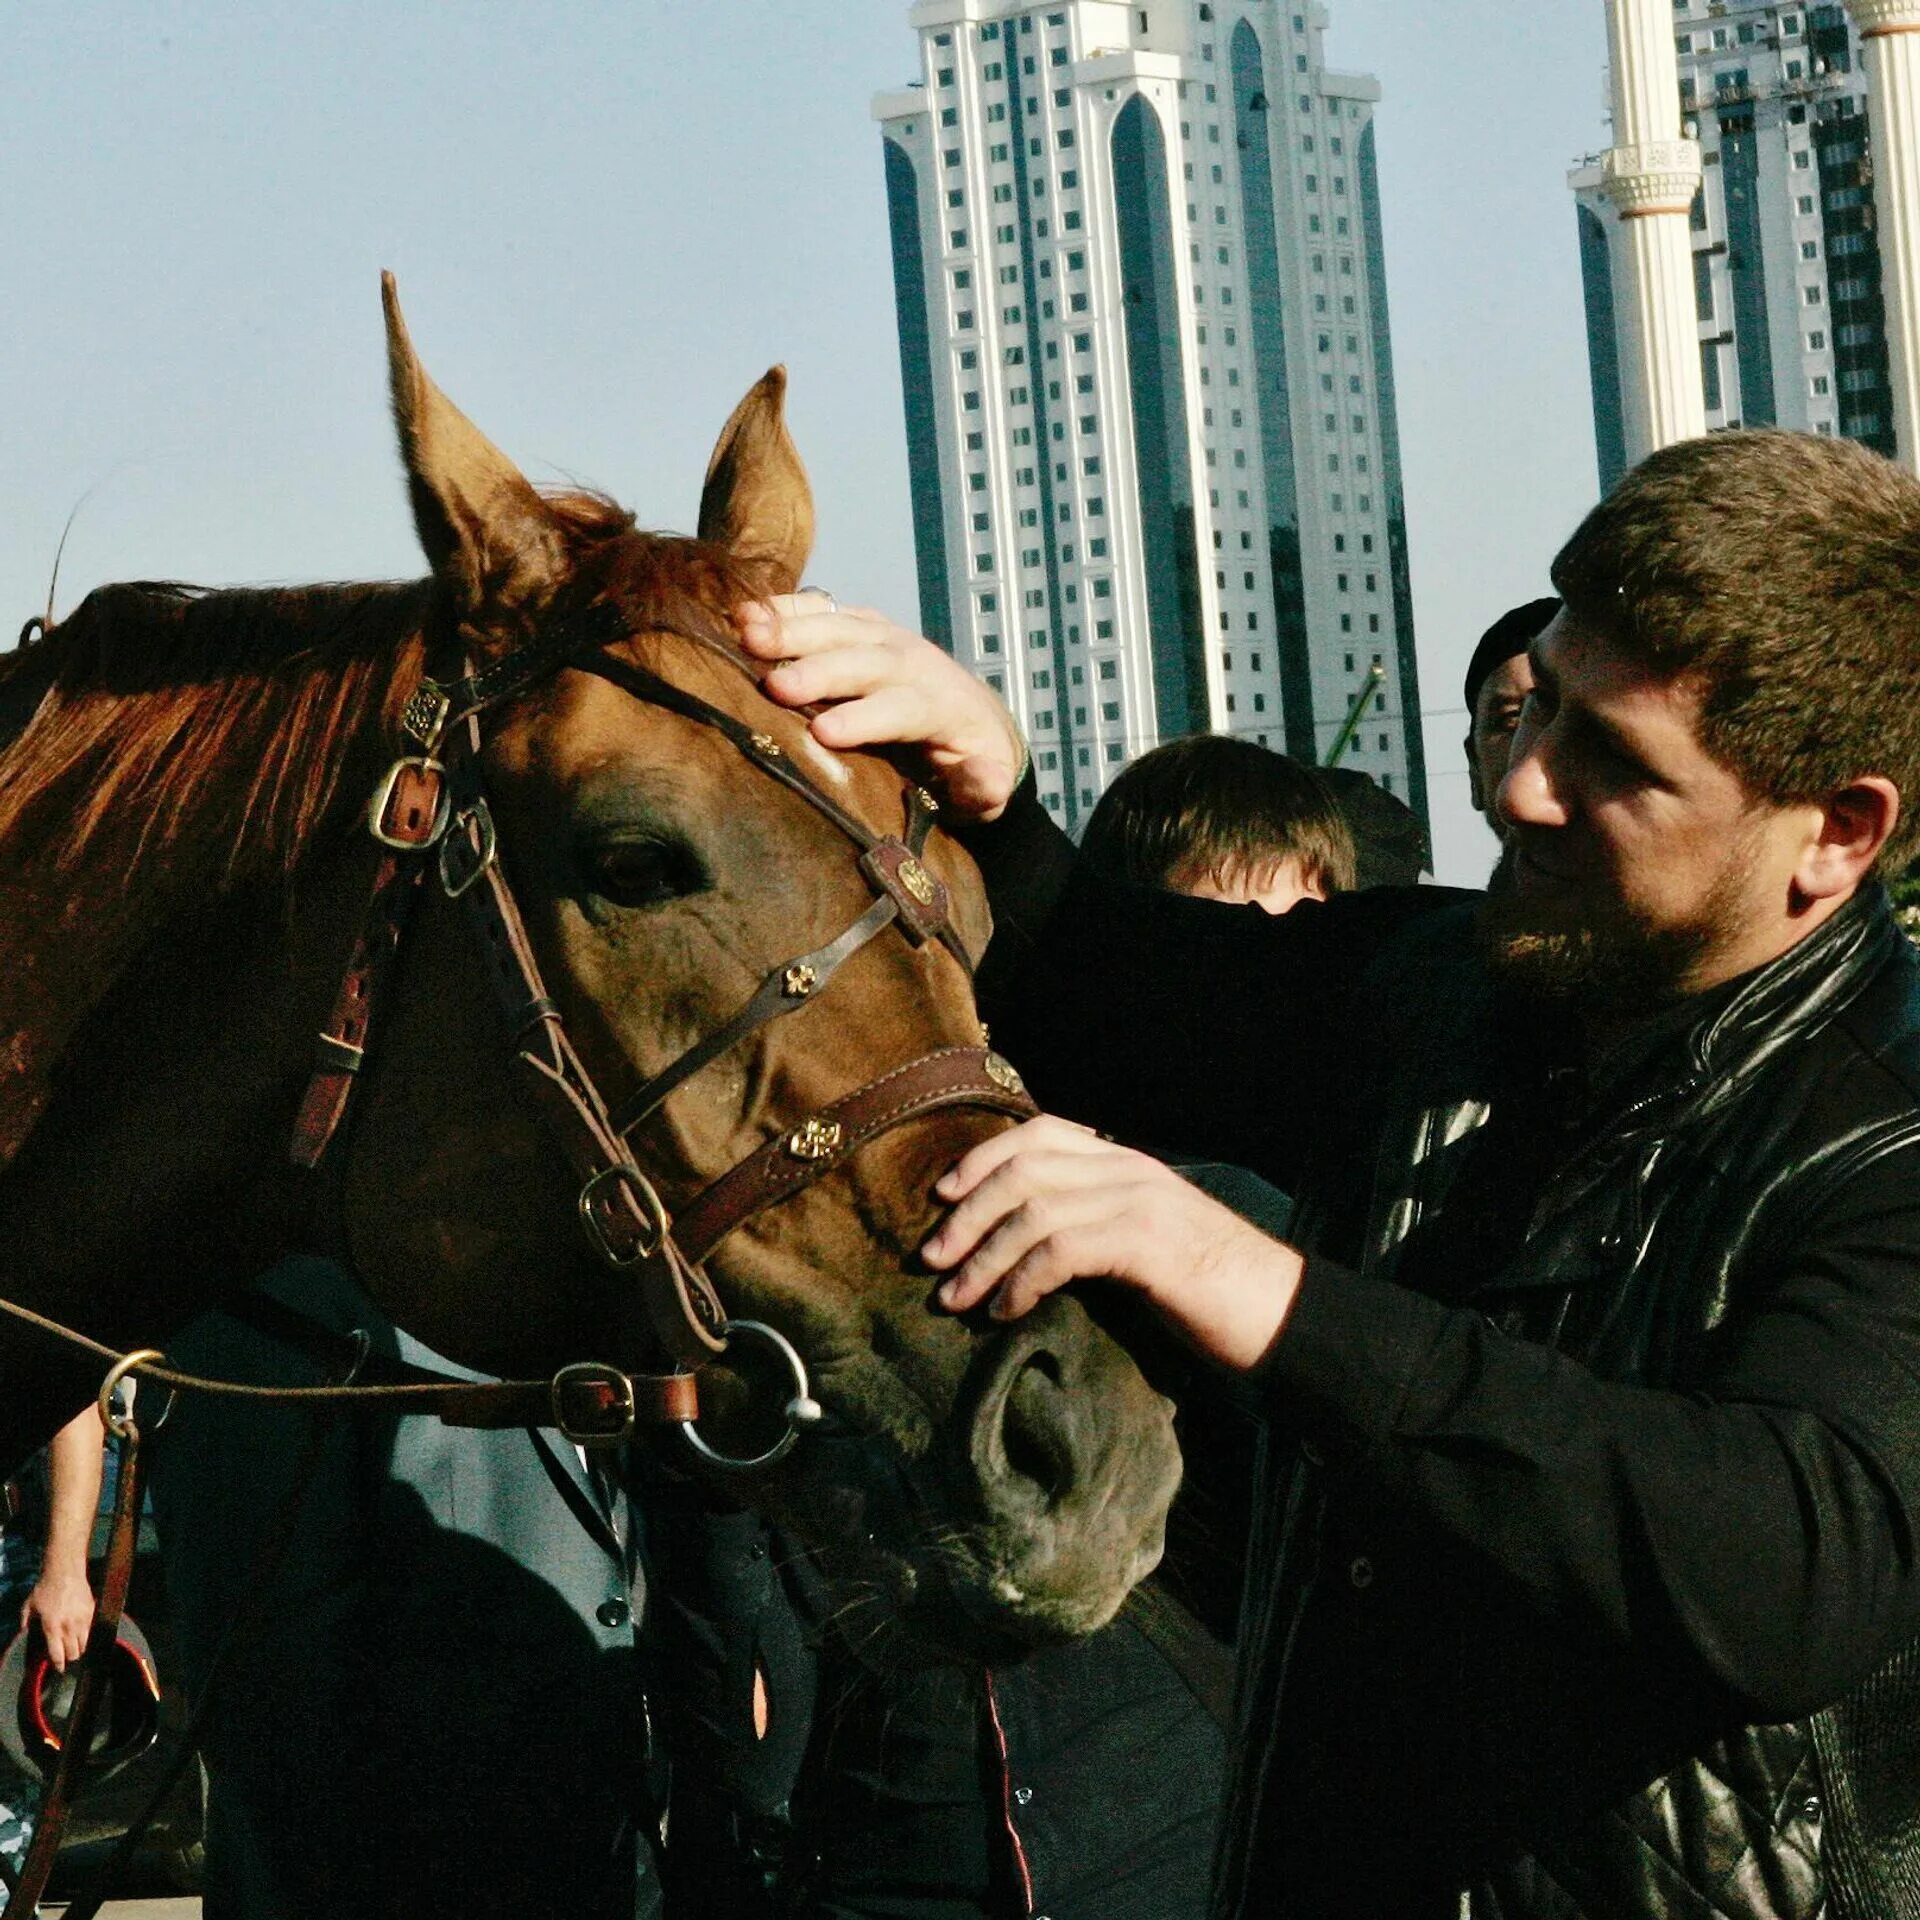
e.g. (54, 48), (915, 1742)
(1464, 598), (1559, 717)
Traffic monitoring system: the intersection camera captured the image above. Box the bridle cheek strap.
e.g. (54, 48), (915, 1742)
(290, 760), (446, 1171)
(439, 732), (730, 1364)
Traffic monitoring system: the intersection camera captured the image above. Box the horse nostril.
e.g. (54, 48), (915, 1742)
(999, 1350), (1072, 1506)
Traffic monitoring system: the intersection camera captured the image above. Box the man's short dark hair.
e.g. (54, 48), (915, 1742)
(1552, 430), (1920, 864)
(1080, 735), (1357, 895)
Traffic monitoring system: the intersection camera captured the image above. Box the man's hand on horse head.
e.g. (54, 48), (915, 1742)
(736, 593), (1026, 822)
(920, 1114), (1305, 1376)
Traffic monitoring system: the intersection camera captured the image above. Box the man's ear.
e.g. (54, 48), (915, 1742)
(1794, 776), (1901, 903)
(1465, 733), (1485, 814)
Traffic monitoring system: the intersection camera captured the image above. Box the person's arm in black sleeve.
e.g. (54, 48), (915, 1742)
(961, 766), (1079, 1016)
(954, 773), (1464, 1189)
(1263, 1142), (1920, 1719)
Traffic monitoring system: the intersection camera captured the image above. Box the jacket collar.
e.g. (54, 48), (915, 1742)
(1685, 882), (1898, 1087)
(1554, 883), (1902, 1152)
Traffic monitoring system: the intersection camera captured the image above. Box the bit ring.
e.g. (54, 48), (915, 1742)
(678, 1319), (823, 1472)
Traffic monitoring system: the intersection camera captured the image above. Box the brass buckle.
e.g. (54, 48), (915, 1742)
(437, 801), (498, 899)
(368, 757), (451, 850)
(577, 1163), (670, 1269)
(550, 1362), (636, 1445)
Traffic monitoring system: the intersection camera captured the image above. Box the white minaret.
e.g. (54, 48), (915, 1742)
(1848, 0), (1920, 467)
(1598, 0), (1707, 460)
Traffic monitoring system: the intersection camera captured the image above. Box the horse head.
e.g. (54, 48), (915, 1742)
(335, 282), (1181, 1652)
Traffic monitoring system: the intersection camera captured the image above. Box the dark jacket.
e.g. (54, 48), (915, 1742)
(149, 1259), (662, 1920)
(648, 1461), (1234, 1920)
(967, 784), (1920, 1920)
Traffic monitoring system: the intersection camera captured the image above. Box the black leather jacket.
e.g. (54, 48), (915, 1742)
(1215, 888), (1920, 1920)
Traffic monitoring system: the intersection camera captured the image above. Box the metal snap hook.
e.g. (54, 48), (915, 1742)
(678, 1319), (824, 1472)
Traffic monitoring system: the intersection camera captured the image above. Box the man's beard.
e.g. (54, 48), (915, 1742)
(1476, 835), (1757, 1016)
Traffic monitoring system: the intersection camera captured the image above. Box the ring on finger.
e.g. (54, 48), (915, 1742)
(800, 583), (839, 616)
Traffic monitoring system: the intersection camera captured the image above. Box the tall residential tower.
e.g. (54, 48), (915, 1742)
(1573, 3), (1897, 492)
(875, 1), (1427, 834)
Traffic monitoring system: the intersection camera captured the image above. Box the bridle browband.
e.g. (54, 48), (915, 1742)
(278, 599), (1035, 1464)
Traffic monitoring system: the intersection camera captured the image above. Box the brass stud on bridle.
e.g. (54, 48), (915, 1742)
(984, 1053), (1025, 1096)
(786, 1118), (844, 1162)
(896, 856), (937, 907)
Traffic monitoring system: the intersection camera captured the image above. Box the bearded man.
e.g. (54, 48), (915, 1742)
(737, 430), (1920, 1919)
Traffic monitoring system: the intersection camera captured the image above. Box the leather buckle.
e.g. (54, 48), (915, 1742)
(550, 1363), (636, 1445)
(437, 801), (498, 899)
(578, 1164), (670, 1269)
(368, 758), (450, 849)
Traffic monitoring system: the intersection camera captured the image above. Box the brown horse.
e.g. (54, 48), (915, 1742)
(0, 281), (1180, 1652)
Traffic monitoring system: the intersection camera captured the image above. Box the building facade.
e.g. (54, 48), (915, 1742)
(875, 1), (1427, 834)
(1573, 2), (1895, 494)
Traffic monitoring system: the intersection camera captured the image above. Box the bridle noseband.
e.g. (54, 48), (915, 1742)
(291, 603), (1035, 1467)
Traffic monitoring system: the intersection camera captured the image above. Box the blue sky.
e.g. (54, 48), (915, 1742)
(2, 1), (1613, 883)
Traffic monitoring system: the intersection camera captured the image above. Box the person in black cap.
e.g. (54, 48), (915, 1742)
(1462, 597), (1558, 827)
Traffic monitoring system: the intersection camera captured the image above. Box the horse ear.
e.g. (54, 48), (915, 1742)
(697, 367), (815, 595)
(381, 272), (566, 617)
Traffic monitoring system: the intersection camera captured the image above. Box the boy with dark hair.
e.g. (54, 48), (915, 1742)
(1079, 736), (1356, 910)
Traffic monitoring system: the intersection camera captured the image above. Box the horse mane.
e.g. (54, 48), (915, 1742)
(0, 492), (768, 899)
(0, 577), (433, 894)
(0, 489), (776, 1172)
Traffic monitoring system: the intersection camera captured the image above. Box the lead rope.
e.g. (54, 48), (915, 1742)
(0, 1355), (155, 1920)
(0, 1291), (693, 1438)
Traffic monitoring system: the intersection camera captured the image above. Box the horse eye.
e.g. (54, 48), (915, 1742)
(588, 836), (705, 909)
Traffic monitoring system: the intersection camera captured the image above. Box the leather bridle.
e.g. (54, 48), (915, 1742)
(286, 600), (1036, 1466)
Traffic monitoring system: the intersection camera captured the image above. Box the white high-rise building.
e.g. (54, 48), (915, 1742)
(874, 1), (1428, 836)
(1572, 3), (1898, 492)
